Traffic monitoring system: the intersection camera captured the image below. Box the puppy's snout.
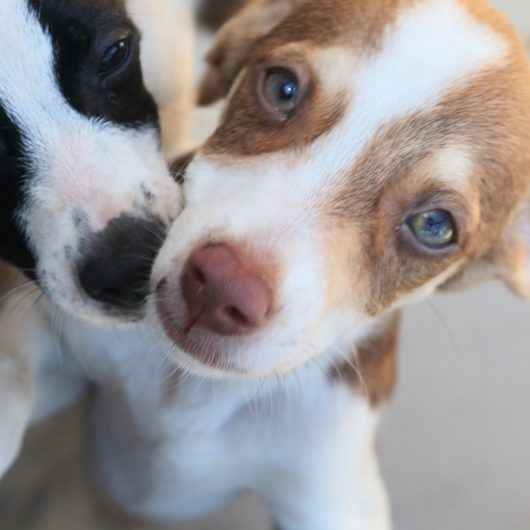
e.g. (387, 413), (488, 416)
(182, 244), (272, 336)
(79, 216), (165, 313)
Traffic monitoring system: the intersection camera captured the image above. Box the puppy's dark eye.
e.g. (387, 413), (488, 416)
(99, 36), (132, 77)
(406, 210), (456, 249)
(259, 66), (306, 120)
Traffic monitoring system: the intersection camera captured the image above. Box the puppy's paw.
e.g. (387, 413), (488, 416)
(0, 358), (33, 478)
(0, 397), (30, 478)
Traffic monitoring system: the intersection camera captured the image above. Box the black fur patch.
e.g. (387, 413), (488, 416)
(28, 0), (159, 129)
(0, 105), (36, 276)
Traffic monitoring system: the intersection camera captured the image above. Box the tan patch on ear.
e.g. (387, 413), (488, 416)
(495, 241), (530, 297)
(460, 0), (525, 47)
(488, 203), (530, 297)
(330, 313), (400, 408)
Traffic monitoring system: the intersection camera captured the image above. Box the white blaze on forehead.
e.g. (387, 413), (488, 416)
(306, 0), (509, 182)
(433, 145), (475, 189)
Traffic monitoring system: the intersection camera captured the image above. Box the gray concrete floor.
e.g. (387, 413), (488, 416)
(1, 1), (530, 529)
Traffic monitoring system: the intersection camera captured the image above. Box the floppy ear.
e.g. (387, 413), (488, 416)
(441, 201), (530, 297)
(491, 202), (530, 297)
(197, 0), (299, 106)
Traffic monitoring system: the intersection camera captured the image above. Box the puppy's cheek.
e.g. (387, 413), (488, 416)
(321, 224), (370, 315)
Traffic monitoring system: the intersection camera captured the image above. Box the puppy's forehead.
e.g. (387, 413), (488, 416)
(214, 0), (512, 172)
(309, 0), (509, 159)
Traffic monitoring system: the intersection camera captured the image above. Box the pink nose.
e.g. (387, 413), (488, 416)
(181, 244), (273, 336)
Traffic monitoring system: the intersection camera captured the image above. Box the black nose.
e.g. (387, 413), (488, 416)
(79, 215), (165, 313)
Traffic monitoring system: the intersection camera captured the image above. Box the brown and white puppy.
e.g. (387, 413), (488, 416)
(155, 0), (530, 379)
(138, 0), (530, 528)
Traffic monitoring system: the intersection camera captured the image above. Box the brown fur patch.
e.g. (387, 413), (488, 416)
(205, 68), (348, 156)
(199, 0), (406, 107)
(323, 50), (530, 314)
(169, 151), (195, 185)
(330, 313), (400, 407)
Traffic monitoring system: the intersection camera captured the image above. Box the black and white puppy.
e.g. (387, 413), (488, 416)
(0, 0), (192, 323)
(0, 0), (194, 477)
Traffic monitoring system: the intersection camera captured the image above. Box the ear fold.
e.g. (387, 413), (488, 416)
(491, 202), (530, 297)
(441, 201), (530, 297)
(197, 0), (300, 106)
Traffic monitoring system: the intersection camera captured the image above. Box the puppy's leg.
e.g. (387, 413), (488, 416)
(0, 265), (36, 477)
(273, 454), (391, 530)
(0, 345), (34, 478)
(272, 449), (391, 530)
(265, 397), (391, 530)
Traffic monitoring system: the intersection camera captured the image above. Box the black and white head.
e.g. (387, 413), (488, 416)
(0, 0), (189, 323)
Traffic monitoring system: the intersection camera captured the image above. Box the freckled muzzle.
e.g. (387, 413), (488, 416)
(78, 215), (166, 316)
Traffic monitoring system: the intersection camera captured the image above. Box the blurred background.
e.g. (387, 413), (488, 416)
(1, 1), (529, 529)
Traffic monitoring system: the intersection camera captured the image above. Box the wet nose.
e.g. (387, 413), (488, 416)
(182, 244), (272, 336)
(79, 216), (165, 312)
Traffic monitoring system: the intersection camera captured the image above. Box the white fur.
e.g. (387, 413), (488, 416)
(0, 301), (390, 530)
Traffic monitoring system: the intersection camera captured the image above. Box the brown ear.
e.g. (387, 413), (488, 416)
(441, 201), (530, 297)
(491, 202), (530, 297)
(197, 0), (299, 106)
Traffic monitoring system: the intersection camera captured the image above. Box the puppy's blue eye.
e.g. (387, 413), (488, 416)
(278, 79), (298, 101)
(407, 210), (456, 249)
(261, 67), (302, 118)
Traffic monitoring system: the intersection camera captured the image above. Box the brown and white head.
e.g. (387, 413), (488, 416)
(152, 0), (530, 379)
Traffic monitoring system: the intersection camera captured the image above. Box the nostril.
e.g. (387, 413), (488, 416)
(191, 265), (207, 287)
(225, 305), (250, 327)
(156, 278), (167, 293)
(181, 243), (274, 336)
